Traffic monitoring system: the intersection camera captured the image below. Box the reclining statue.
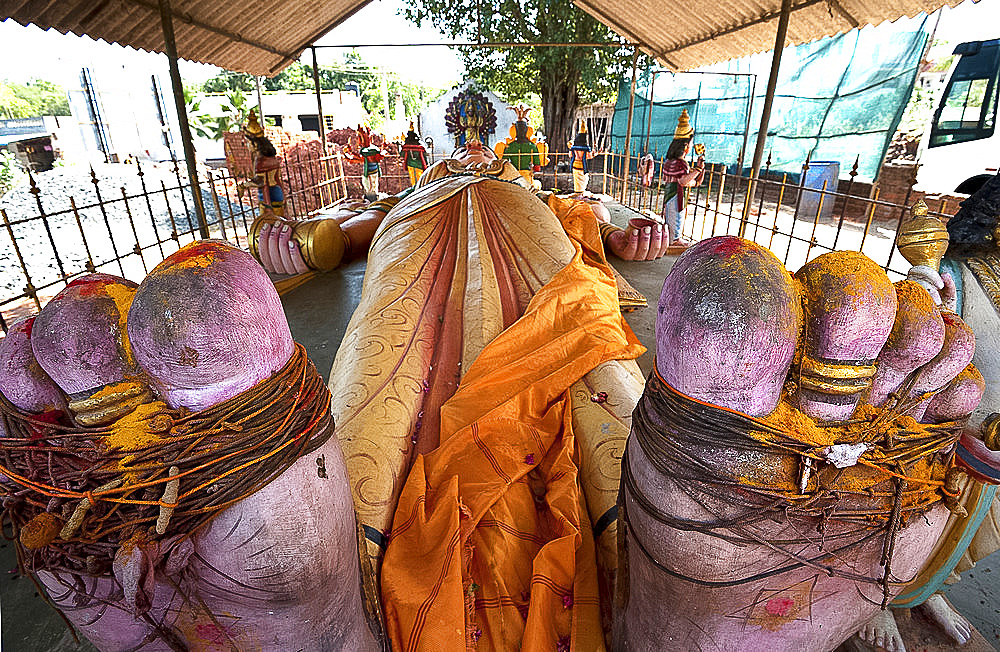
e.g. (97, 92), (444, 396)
(2, 130), (989, 650)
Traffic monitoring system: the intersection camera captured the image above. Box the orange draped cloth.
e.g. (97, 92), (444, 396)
(381, 196), (644, 651)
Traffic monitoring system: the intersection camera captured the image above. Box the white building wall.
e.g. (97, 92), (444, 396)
(417, 81), (512, 159)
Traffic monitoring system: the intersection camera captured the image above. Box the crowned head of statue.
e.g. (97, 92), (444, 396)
(243, 110), (276, 157)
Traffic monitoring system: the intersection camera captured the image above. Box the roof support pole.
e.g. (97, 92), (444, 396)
(621, 47), (641, 202)
(158, 0), (209, 239)
(311, 47), (327, 156)
(644, 71), (658, 153)
(740, 0), (791, 237)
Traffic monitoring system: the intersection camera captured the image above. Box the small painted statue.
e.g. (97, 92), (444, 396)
(242, 110), (285, 216)
(346, 125), (384, 202)
(660, 109), (705, 248)
(568, 119), (596, 193)
(400, 121), (429, 187)
(494, 104), (542, 188)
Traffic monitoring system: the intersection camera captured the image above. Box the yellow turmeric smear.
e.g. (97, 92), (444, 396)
(103, 281), (137, 368)
(169, 249), (221, 270)
(102, 400), (169, 481)
(796, 251), (895, 310)
(762, 398), (835, 448)
(750, 398), (948, 497)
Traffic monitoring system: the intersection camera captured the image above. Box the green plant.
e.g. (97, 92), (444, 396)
(1, 149), (25, 197)
(0, 79), (70, 118)
(186, 88), (252, 141)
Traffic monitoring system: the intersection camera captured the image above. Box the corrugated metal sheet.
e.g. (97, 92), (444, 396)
(575, 0), (968, 71)
(2, 0), (375, 76)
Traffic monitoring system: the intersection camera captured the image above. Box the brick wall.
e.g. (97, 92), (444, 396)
(224, 127), (411, 217)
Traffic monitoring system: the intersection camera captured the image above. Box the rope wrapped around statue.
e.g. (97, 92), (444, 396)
(0, 241), (378, 651)
(622, 367), (964, 607)
(1, 343), (331, 610)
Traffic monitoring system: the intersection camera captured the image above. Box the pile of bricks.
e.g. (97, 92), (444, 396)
(224, 127), (412, 218)
(325, 128), (408, 197)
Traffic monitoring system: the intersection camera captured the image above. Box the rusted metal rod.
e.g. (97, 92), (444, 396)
(741, 0), (792, 237)
(158, 0), (209, 239)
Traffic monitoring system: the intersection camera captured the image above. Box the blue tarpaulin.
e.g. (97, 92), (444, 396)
(610, 16), (930, 181)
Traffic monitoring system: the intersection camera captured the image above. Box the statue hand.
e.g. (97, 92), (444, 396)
(607, 218), (669, 261)
(258, 223), (309, 275)
(908, 265), (945, 306)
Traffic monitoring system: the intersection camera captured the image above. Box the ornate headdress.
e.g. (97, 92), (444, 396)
(357, 124), (373, 149)
(404, 121), (421, 146)
(573, 119), (590, 149)
(243, 110), (264, 138)
(674, 109), (694, 140)
(510, 104), (532, 123)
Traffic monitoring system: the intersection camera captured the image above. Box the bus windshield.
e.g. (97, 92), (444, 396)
(929, 41), (1000, 148)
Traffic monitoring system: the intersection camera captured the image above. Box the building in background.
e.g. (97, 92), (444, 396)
(418, 81), (510, 158)
(66, 67), (181, 164)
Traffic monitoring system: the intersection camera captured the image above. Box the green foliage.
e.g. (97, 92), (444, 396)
(201, 71), (256, 93)
(403, 0), (637, 145)
(186, 88), (252, 141)
(194, 51), (445, 132)
(0, 79), (70, 118)
(1, 149), (25, 197)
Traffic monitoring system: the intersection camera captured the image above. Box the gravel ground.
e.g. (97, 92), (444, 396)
(0, 162), (251, 324)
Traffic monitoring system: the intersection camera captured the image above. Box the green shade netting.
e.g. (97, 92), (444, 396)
(610, 15), (930, 181)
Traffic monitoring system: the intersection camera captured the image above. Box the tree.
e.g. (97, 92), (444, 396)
(0, 79), (71, 118)
(201, 71), (256, 93)
(404, 0), (632, 150)
(186, 88), (253, 141)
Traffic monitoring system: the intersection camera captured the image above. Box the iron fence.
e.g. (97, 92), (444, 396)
(596, 151), (953, 280)
(0, 144), (948, 335)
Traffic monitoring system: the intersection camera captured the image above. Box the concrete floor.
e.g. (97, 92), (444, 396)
(2, 202), (997, 650)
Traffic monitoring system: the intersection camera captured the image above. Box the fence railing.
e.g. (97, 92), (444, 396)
(0, 145), (946, 334)
(593, 151), (951, 280)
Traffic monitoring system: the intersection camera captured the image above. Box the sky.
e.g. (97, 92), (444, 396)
(0, 0), (998, 92)
(0, 0), (465, 91)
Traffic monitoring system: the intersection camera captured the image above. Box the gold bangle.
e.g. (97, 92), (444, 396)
(599, 221), (624, 242)
(798, 355), (877, 396)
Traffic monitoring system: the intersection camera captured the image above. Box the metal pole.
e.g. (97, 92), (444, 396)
(740, 0), (791, 237)
(312, 47), (327, 155)
(255, 76), (264, 120)
(644, 71), (658, 154)
(158, 0), (209, 238)
(621, 47), (641, 202)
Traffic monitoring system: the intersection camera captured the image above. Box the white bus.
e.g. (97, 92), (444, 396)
(916, 38), (1000, 195)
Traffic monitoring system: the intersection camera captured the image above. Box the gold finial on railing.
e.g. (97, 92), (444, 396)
(896, 199), (949, 271)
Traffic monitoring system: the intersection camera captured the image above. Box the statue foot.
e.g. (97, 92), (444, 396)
(858, 610), (907, 652)
(916, 592), (973, 645)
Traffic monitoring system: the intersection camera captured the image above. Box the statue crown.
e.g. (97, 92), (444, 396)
(244, 110), (264, 138)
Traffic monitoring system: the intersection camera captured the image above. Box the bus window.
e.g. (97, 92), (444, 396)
(929, 44), (1000, 147)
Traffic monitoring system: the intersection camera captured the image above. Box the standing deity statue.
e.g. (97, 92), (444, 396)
(242, 110), (285, 216)
(660, 109), (705, 248)
(494, 104), (542, 189)
(345, 125), (384, 202)
(568, 119), (596, 192)
(400, 121), (429, 186)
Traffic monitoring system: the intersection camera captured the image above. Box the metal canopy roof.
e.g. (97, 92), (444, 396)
(574, 0), (968, 71)
(1, 0), (376, 76)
